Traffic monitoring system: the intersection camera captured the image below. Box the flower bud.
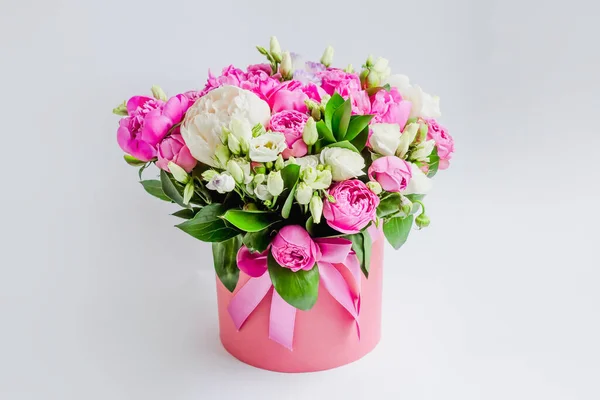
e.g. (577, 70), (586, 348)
(415, 212), (430, 229)
(227, 133), (241, 155)
(244, 203), (259, 211)
(396, 123), (420, 158)
(310, 195), (324, 224)
(227, 160), (245, 184)
(309, 170), (332, 190)
(255, 184), (272, 201)
(267, 171), (284, 197)
(214, 144), (230, 167)
(280, 51), (293, 80)
(168, 161), (189, 184)
(366, 181), (382, 195)
(365, 55), (375, 68)
(301, 166), (317, 184)
(270, 36), (282, 62)
(183, 180), (194, 205)
(344, 64), (354, 73)
(311, 107), (322, 121)
(253, 173), (265, 185)
(275, 155), (285, 171)
(410, 140), (436, 162)
(112, 100), (128, 116)
(320, 45), (334, 67)
(400, 195), (413, 215)
(201, 169), (218, 182)
(302, 117), (318, 146)
(253, 164), (266, 175)
(295, 182), (313, 205)
(252, 123), (266, 137)
(151, 85), (167, 101)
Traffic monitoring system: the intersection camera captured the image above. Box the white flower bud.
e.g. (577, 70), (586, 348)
(397, 123), (420, 158)
(302, 117), (318, 146)
(230, 118), (252, 154)
(320, 45), (334, 68)
(151, 85), (167, 101)
(309, 170), (332, 190)
(270, 36), (282, 62)
(266, 171), (284, 197)
(253, 173), (265, 185)
(295, 182), (313, 205)
(168, 162), (189, 184)
(275, 155), (285, 171)
(255, 184), (272, 201)
(201, 169), (218, 181)
(301, 166), (318, 184)
(227, 160), (245, 184)
(280, 51), (293, 80)
(227, 133), (241, 155)
(366, 181), (382, 195)
(214, 144), (230, 168)
(410, 140), (436, 162)
(310, 195), (323, 224)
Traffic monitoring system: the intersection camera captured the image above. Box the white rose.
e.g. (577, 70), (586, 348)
(292, 155), (320, 170)
(401, 162), (433, 195)
(206, 172), (236, 194)
(181, 86), (271, 167)
(370, 123), (401, 156)
(249, 132), (287, 162)
(384, 74), (441, 119)
(319, 147), (365, 181)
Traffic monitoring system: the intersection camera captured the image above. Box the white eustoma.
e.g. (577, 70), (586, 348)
(181, 86), (271, 167)
(320, 147), (365, 181)
(255, 184), (272, 201)
(396, 122), (419, 158)
(249, 132), (287, 162)
(370, 123), (401, 156)
(229, 118), (252, 154)
(384, 74), (441, 119)
(206, 172), (236, 194)
(401, 163), (433, 195)
(267, 171), (284, 196)
(410, 140), (436, 162)
(310, 196), (323, 224)
(295, 182), (313, 205)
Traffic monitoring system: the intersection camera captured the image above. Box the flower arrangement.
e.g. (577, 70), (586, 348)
(114, 37), (454, 361)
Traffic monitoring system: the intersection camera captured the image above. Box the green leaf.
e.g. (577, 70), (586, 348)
(316, 120), (336, 144)
(427, 146), (440, 178)
(377, 193), (401, 218)
(212, 235), (242, 292)
(222, 210), (278, 233)
(268, 252), (319, 311)
(350, 126), (369, 151)
(176, 204), (239, 242)
(160, 170), (188, 208)
(138, 162), (151, 180)
(243, 229), (272, 253)
(124, 155), (146, 166)
(345, 115), (374, 141)
(280, 164), (301, 219)
(325, 140), (359, 153)
(305, 216), (314, 235)
(332, 99), (352, 141)
(171, 208), (200, 219)
(324, 93), (345, 131)
(383, 215), (414, 250)
(140, 180), (171, 202)
(362, 230), (372, 276)
(282, 182), (297, 219)
(347, 233), (366, 278)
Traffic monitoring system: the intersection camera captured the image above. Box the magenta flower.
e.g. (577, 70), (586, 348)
(267, 80), (310, 113)
(269, 110), (309, 158)
(370, 87), (412, 128)
(323, 180), (380, 234)
(426, 118), (454, 170)
(271, 225), (319, 272)
(156, 133), (197, 173)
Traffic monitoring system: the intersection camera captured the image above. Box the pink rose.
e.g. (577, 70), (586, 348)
(350, 90), (371, 115)
(302, 82), (327, 103)
(323, 180), (380, 234)
(117, 94), (191, 162)
(368, 156), (412, 192)
(317, 69), (362, 96)
(426, 119), (454, 170)
(240, 64), (281, 101)
(267, 80), (309, 113)
(156, 134), (197, 173)
(271, 225), (319, 272)
(269, 110), (309, 158)
(370, 88), (412, 128)
(201, 65), (247, 96)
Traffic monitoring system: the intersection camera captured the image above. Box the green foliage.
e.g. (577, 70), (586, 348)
(268, 252), (319, 311)
(222, 210), (278, 232)
(124, 155), (146, 166)
(320, 92), (374, 151)
(332, 99), (352, 140)
(347, 229), (372, 277)
(212, 235), (242, 292)
(280, 164), (301, 219)
(160, 170), (188, 208)
(345, 115), (374, 141)
(176, 204), (239, 242)
(383, 215), (414, 250)
(377, 193), (402, 218)
(140, 180), (171, 202)
(427, 146), (440, 178)
(243, 229), (273, 253)
(171, 208), (200, 219)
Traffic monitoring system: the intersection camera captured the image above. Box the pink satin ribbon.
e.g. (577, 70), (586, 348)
(227, 228), (380, 350)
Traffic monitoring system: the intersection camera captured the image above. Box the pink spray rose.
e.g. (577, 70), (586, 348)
(368, 156), (412, 192)
(268, 80), (309, 113)
(370, 87), (412, 128)
(317, 69), (362, 96)
(269, 110), (309, 158)
(426, 119), (454, 170)
(323, 180), (380, 234)
(271, 225), (319, 272)
(117, 94), (191, 162)
(156, 134), (197, 173)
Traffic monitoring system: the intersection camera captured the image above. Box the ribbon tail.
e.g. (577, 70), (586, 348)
(227, 273), (273, 330)
(269, 291), (297, 350)
(318, 261), (361, 339)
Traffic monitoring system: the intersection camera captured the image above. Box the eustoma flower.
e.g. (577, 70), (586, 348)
(323, 180), (380, 234)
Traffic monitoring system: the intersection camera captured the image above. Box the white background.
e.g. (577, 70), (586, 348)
(2, 0), (599, 399)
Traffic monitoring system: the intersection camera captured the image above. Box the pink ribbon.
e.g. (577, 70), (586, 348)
(227, 231), (379, 350)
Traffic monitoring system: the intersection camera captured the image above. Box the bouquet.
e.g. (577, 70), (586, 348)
(114, 37), (454, 370)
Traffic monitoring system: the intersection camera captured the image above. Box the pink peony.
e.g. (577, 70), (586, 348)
(350, 90), (371, 115)
(156, 133), (197, 173)
(201, 65), (246, 95)
(370, 87), (412, 128)
(240, 64), (281, 101)
(368, 156), (412, 192)
(267, 80), (309, 113)
(302, 82), (327, 103)
(117, 94), (191, 162)
(323, 180), (380, 234)
(426, 119), (454, 170)
(317, 69), (362, 97)
(269, 110), (309, 158)
(271, 225), (319, 272)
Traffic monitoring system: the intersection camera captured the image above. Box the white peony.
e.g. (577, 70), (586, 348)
(320, 147), (365, 181)
(370, 123), (401, 156)
(401, 162), (433, 195)
(180, 86), (271, 167)
(206, 172), (236, 194)
(384, 75), (441, 119)
(249, 132), (287, 162)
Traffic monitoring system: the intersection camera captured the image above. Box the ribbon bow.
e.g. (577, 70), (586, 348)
(227, 237), (362, 350)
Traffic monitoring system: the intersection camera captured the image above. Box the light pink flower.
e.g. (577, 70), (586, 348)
(368, 156), (412, 192)
(350, 90), (371, 115)
(269, 110), (309, 158)
(267, 80), (309, 113)
(317, 69), (362, 96)
(425, 119), (454, 170)
(156, 133), (197, 173)
(271, 225), (319, 272)
(323, 180), (380, 234)
(370, 88), (412, 128)
(117, 94), (191, 162)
